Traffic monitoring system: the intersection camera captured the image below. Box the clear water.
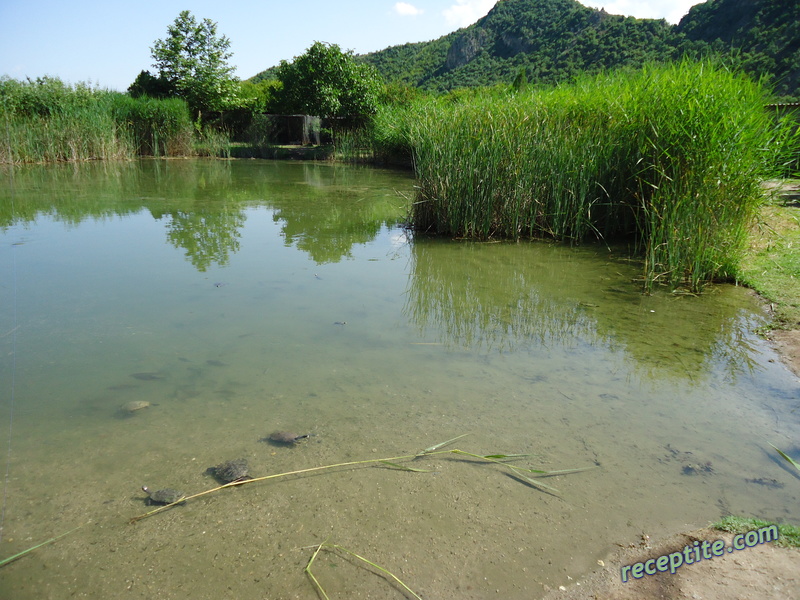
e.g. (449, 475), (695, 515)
(0, 159), (798, 599)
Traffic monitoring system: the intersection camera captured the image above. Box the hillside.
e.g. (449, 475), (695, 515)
(251, 0), (800, 98)
(676, 0), (800, 98)
(362, 0), (678, 92)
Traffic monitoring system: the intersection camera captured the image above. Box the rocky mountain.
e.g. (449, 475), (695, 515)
(361, 0), (678, 91)
(252, 0), (800, 99)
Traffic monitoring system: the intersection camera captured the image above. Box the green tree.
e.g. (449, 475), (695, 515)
(273, 41), (382, 119)
(238, 79), (281, 113)
(150, 10), (239, 117)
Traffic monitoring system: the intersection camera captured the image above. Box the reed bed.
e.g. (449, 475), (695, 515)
(384, 60), (798, 291)
(110, 95), (193, 156)
(0, 78), (129, 163)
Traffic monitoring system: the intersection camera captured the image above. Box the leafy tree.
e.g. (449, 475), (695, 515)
(273, 42), (383, 119)
(150, 10), (239, 116)
(238, 79), (281, 113)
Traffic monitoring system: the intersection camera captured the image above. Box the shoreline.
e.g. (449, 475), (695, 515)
(541, 526), (800, 600)
(770, 329), (800, 378)
(543, 178), (800, 599)
(541, 290), (800, 599)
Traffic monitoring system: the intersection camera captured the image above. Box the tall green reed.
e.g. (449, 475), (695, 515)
(1, 77), (130, 163)
(111, 95), (193, 157)
(392, 60), (796, 291)
(1, 76), (197, 163)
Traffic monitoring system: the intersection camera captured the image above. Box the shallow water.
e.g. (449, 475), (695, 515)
(0, 159), (798, 599)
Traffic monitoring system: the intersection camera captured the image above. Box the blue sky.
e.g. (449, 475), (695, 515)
(0, 1), (702, 92)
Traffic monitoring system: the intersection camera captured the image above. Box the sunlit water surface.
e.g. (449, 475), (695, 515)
(0, 159), (798, 599)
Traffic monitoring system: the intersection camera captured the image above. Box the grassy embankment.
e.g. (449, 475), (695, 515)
(368, 60), (799, 293)
(739, 181), (800, 328)
(0, 76), (229, 163)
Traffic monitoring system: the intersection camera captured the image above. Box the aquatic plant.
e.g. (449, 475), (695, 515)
(0, 77), (131, 163)
(0, 522), (88, 568)
(192, 123), (232, 158)
(770, 443), (800, 473)
(387, 60), (797, 291)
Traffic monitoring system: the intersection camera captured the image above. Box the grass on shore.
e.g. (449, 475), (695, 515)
(713, 516), (800, 548)
(739, 181), (800, 328)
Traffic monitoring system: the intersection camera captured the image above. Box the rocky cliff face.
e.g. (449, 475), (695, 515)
(445, 29), (489, 70)
(497, 30), (533, 56)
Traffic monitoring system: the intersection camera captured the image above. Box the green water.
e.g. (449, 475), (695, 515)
(0, 159), (797, 599)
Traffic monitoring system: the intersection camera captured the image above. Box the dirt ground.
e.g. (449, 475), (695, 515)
(541, 330), (800, 600)
(541, 527), (800, 600)
(772, 329), (800, 379)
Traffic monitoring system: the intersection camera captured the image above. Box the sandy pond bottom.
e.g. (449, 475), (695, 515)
(0, 160), (798, 599)
(2, 329), (798, 600)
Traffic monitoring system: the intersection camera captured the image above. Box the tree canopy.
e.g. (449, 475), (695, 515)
(273, 42), (383, 119)
(149, 10), (239, 115)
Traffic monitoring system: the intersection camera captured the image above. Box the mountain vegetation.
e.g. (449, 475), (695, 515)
(251, 0), (800, 99)
(362, 0), (680, 92)
(676, 0), (800, 98)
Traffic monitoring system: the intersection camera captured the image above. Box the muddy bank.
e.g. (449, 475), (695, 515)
(771, 329), (800, 378)
(541, 527), (800, 600)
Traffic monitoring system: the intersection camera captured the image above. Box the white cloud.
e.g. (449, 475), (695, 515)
(443, 0), (497, 28)
(580, 1), (702, 24)
(394, 2), (424, 16)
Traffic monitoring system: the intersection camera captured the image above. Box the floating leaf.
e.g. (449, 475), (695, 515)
(379, 461), (432, 472)
(521, 466), (597, 476)
(0, 522), (88, 568)
(417, 433), (470, 456)
(512, 472), (560, 494)
(770, 443), (800, 472)
(482, 454), (530, 460)
(306, 543), (422, 600)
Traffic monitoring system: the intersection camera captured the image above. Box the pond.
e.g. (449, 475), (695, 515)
(0, 159), (798, 599)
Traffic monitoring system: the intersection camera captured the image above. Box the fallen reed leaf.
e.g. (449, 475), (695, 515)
(0, 522), (89, 568)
